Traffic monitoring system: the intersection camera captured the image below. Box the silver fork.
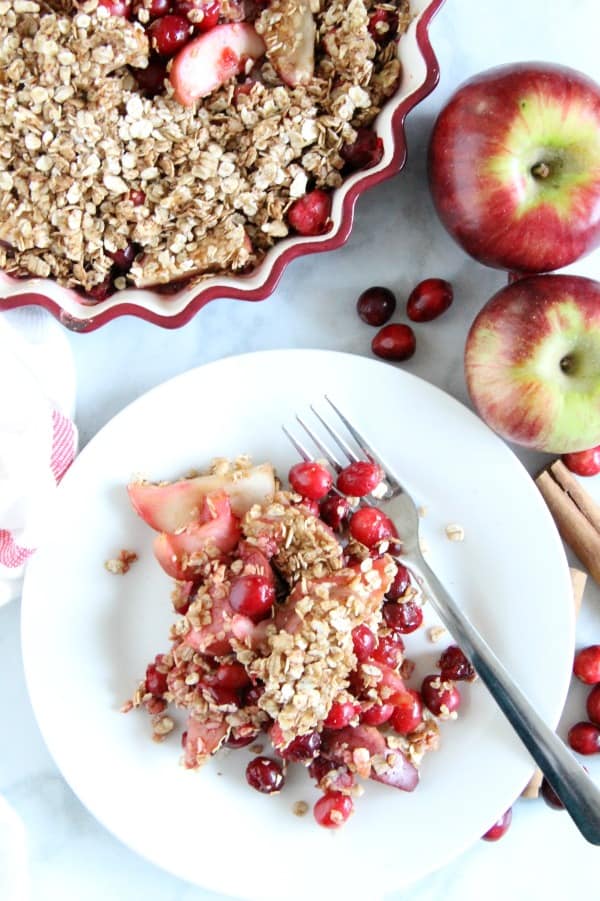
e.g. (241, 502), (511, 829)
(283, 396), (600, 845)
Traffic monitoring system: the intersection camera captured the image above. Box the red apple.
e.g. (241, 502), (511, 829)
(464, 274), (600, 453)
(428, 63), (600, 273)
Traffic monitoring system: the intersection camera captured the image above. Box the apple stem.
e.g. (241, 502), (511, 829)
(531, 162), (551, 179)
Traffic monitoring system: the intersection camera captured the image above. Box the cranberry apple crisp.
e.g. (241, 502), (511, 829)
(125, 457), (469, 829)
(0, 0), (408, 299)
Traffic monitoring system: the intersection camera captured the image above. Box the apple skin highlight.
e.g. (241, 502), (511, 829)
(465, 275), (600, 453)
(428, 62), (600, 273)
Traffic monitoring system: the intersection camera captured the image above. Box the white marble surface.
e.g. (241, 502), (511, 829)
(3, 0), (600, 898)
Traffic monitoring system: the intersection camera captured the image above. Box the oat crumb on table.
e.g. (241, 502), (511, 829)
(445, 523), (465, 542)
(293, 800), (309, 817)
(104, 549), (138, 574)
(427, 626), (446, 643)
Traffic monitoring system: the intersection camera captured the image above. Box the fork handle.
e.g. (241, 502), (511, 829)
(414, 558), (600, 845)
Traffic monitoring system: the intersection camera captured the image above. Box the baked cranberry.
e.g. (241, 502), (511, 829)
(319, 494), (351, 531)
(390, 689), (423, 734)
(145, 659), (168, 695)
(297, 497), (320, 517)
(587, 684), (600, 726)
(324, 700), (361, 730)
(349, 506), (397, 547)
(352, 624), (376, 662)
(337, 461), (384, 497)
(134, 0), (170, 18)
(99, 0), (132, 15)
(224, 731), (258, 748)
(437, 645), (476, 682)
(129, 189), (147, 206)
(356, 286), (396, 326)
(230, 575), (275, 621)
(308, 756), (336, 784)
(212, 661), (251, 692)
(361, 701), (394, 726)
(84, 277), (114, 303)
(371, 632), (404, 668)
(288, 461), (333, 500)
(313, 791), (354, 828)
(245, 683), (265, 706)
(131, 56), (168, 95)
(108, 243), (137, 272)
(372, 323), (416, 362)
(287, 190), (331, 236)
(406, 278), (453, 322)
(280, 731), (321, 762)
(383, 599), (423, 633)
(482, 808), (512, 841)
(309, 758), (355, 792)
(573, 645), (600, 684)
(561, 446), (600, 477)
(568, 722), (600, 755)
(245, 757), (285, 793)
(540, 777), (564, 810)
(421, 674), (460, 717)
(174, 0), (221, 30)
(148, 14), (193, 56)
(341, 128), (384, 171)
(385, 563), (411, 600)
(202, 683), (239, 706)
(368, 8), (399, 45)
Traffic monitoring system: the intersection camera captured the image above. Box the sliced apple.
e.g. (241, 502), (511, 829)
(128, 462), (275, 533)
(258, 0), (315, 87)
(370, 745), (419, 792)
(183, 714), (229, 769)
(170, 23), (266, 106)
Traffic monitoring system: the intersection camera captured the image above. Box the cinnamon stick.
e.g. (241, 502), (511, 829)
(535, 467), (600, 585)
(521, 566), (587, 799)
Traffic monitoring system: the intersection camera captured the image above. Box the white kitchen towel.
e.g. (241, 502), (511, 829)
(0, 307), (77, 606)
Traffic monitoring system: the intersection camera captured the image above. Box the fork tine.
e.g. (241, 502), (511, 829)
(282, 425), (312, 461)
(324, 395), (401, 490)
(309, 404), (360, 464)
(295, 415), (343, 472)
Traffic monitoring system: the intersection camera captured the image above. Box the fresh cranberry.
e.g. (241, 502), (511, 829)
(361, 701), (394, 726)
(212, 661), (251, 692)
(390, 689), (423, 734)
(174, 0), (221, 30)
(352, 624), (376, 662)
(383, 599), (423, 633)
(406, 278), (453, 322)
(349, 506), (397, 547)
(324, 700), (361, 730)
(437, 645), (476, 682)
(356, 286), (396, 326)
(129, 189), (147, 206)
(297, 497), (320, 517)
(568, 722), (600, 755)
(279, 731), (321, 762)
(371, 632), (404, 668)
(313, 791), (354, 828)
(319, 494), (351, 531)
(421, 674), (460, 717)
(131, 56), (168, 94)
(573, 645), (600, 685)
(587, 684), (600, 726)
(287, 190), (331, 236)
(337, 461), (384, 497)
(224, 731), (258, 748)
(245, 757), (285, 793)
(145, 659), (168, 695)
(341, 128), (384, 171)
(368, 8), (399, 45)
(98, 0), (132, 15)
(482, 808), (512, 841)
(372, 323), (416, 362)
(288, 461), (333, 501)
(385, 563), (411, 601)
(134, 0), (170, 18)
(108, 243), (137, 272)
(561, 446), (600, 477)
(540, 777), (564, 810)
(230, 575), (275, 621)
(148, 14), (193, 56)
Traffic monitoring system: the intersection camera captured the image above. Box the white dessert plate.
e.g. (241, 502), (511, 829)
(21, 349), (574, 900)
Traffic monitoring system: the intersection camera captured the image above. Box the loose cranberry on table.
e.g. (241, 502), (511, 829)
(390, 689), (423, 734)
(341, 128), (384, 171)
(229, 574), (275, 620)
(313, 791), (354, 829)
(351, 623), (377, 662)
(372, 323), (416, 362)
(421, 674), (461, 717)
(148, 14), (193, 56)
(324, 699), (361, 730)
(437, 645), (476, 682)
(540, 777), (565, 810)
(319, 494), (351, 531)
(481, 807), (512, 842)
(386, 563), (411, 601)
(406, 278), (454, 322)
(356, 286), (396, 326)
(287, 190), (332, 236)
(383, 599), (423, 634)
(587, 684), (600, 725)
(288, 461), (333, 500)
(349, 505), (397, 548)
(245, 757), (285, 794)
(337, 461), (384, 497)
(573, 645), (600, 684)
(567, 722), (600, 755)
(562, 445), (600, 476)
